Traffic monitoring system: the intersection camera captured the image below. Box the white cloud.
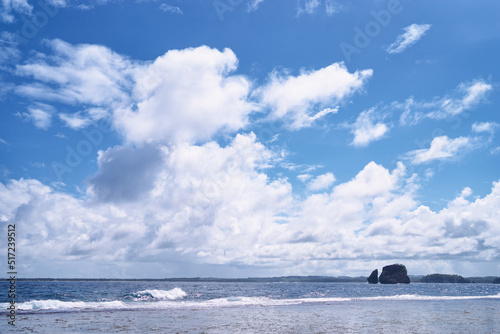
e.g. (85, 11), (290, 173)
(2, 157), (500, 276)
(398, 79), (493, 125)
(256, 62), (372, 129)
(59, 113), (92, 129)
(350, 108), (389, 147)
(247, 0), (265, 12)
(297, 174), (312, 182)
(0, 0), (32, 23)
(386, 23), (432, 54)
(297, 0), (321, 16)
(16, 103), (54, 129)
(115, 46), (255, 144)
(0, 31), (20, 66)
(58, 107), (107, 129)
(0, 138), (7, 144)
(325, 0), (347, 16)
(472, 121), (498, 134)
(159, 4), (183, 14)
(16, 39), (136, 107)
(307, 172), (335, 191)
(15, 40), (373, 142)
(406, 136), (471, 165)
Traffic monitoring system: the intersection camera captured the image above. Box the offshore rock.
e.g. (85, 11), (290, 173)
(379, 264), (410, 284)
(367, 269), (378, 284)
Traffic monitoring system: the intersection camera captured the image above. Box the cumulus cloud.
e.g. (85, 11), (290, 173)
(115, 46), (255, 144)
(255, 62), (372, 129)
(2, 157), (500, 276)
(87, 145), (165, 203)
(406, 136), (471, 164)
(14, 40), (374, 141)
(386, 23), (432, 54)
(307, 172), (335, 191)
(350, 108), (389, 147)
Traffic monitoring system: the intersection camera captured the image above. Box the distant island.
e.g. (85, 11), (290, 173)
(419, 274), (470, 283)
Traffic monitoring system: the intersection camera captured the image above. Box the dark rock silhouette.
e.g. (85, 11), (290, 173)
(367, 269), (378, 284)
(379, 264), (410, 284)
(493, 277), (500, 284)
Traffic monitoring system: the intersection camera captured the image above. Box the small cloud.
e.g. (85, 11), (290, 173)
(0, 138), (7, 145)
(76, 4), (94, 10)
(325, 0), (347, 16)
(406, 136), (471, 165)
(55, 133), (68, 139)
(424, 168), (434, 180)
(247, 0), (265, 12)
(30, 162), (45, 168)
(350, 108), (389, 147)
(297, 174), (312, 182)
(472, 121), (499, 134)
(461, 187), (473, 198)
(386, 23), (432, 54)
(307, 172), (336, 191)
(159, 4), (183, 14)
(255, 62), (372, 130)
(59, 113), (92, 130)
(17, 103), (54, 130)
(297, 0), (321, 16)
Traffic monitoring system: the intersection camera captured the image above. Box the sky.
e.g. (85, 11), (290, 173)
(0, 0), (499, 279)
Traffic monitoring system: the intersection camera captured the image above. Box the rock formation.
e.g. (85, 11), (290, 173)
(379, 264), (410, 284)
(367, 269), (378, 284)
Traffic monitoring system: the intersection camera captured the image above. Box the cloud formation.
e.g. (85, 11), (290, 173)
(350, 108), (389, 147)
(307, 172), (336, 191)
(398, 79), (493, 125)
(115, 46), (255, 144)
(0, 0), (32, 23)
(15, 41), (371, 142)
(3, 157), (499, 276)
(386, 23), (432, 54)
(406, 136), (471, 164)
(256, 63), (372, 129)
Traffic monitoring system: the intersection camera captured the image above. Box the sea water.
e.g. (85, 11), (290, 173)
(1, 280), (499, 333)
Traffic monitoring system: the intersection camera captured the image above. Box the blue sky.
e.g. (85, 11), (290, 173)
(1, 0), (499, 278)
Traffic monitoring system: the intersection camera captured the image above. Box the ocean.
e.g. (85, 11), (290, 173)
(1, 280), (500, 333)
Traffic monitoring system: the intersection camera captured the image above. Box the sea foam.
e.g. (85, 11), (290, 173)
(133, 287), (187, 300)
